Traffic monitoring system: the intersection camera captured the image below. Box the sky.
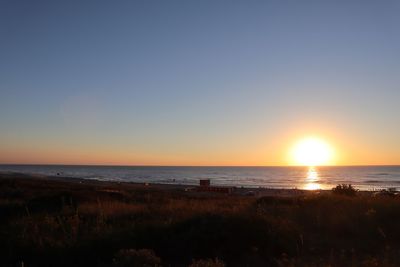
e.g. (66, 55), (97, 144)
(1, 0), (399, 166)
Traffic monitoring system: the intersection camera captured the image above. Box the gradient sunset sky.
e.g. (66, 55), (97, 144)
(1, 1), (399, 166)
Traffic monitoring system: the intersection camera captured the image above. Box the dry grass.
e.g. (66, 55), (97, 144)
(78, 200), (147, 218)
(1, 175), (400, 267)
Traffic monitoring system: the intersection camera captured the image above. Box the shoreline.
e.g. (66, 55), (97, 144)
(1, 165), (398, 192)
(0, 171), (375, 197)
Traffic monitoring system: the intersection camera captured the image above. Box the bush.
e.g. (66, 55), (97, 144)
(332, 184), (357, 196)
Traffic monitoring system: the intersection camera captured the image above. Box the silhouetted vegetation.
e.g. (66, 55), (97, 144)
(332, 183), (358, 196)
(1, 174), (400, 266)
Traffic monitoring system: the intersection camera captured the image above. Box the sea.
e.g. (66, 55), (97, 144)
(1, 165), (400, 191)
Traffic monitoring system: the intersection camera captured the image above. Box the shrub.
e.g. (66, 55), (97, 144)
(332, 184), (357, 196)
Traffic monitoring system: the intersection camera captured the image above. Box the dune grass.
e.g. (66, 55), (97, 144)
(1, 175), (400, 266)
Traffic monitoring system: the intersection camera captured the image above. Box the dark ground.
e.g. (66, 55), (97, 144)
(1, 173), (400, 267)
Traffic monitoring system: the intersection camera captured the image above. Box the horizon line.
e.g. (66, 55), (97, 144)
(1, 163), (399, 168)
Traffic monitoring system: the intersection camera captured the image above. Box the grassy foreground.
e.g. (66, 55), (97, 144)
(1, 174), (400, 267)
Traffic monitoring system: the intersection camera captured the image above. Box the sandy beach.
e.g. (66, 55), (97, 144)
(0, 171), (322, 198)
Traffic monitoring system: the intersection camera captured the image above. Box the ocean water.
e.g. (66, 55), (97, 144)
(1, 165), (400, 191)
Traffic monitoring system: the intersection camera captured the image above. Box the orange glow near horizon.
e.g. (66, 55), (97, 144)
(2, 131), (400, 166)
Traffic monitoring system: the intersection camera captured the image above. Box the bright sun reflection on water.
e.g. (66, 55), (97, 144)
(304, 167), (322, 190)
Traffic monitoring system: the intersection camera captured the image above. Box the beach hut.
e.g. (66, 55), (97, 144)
(199, 179), (210, 187)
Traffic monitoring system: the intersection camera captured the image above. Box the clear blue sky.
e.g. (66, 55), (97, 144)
(1, 0), (399, 165)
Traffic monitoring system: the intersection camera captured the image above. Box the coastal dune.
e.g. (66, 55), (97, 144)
(1, 173), (400, 266)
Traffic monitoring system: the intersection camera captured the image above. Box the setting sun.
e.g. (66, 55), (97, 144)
(291, 137), (334, 166)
